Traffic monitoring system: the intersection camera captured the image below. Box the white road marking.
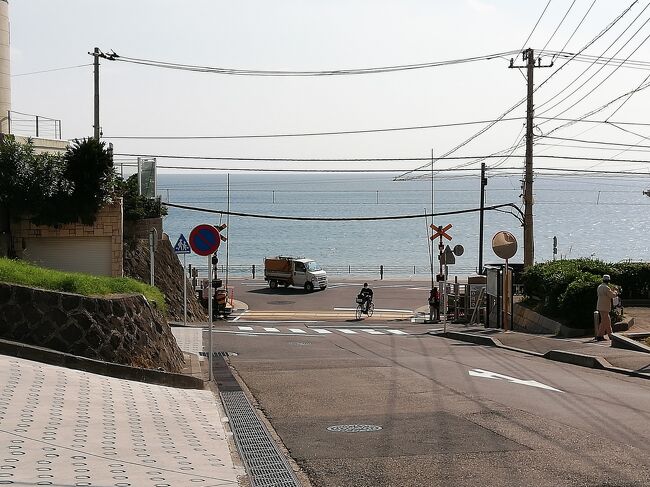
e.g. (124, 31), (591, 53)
(468, 369), (564, 393)
(337, 329), (357, 334)
(289, 328), (307, 334)
(263, 327), (280, 332)
(313, 329), (332, 334)
(361, 329), (384, 335)
(237, 326), (254, 331)
(229, 320), (319, 324)
(333, 307), (412, 313)
(386, 329), (408, 335)
(231, 310), (247, 322)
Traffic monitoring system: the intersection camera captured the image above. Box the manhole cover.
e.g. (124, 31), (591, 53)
(288, 342), (311, 346)
(268, 300), (295, 305)
(327, 424), (383, 433)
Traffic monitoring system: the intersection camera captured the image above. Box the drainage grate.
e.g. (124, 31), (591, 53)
(327, 424), (383, 433)
(199, 351), (238, 357)
(221, 391), (300, 487)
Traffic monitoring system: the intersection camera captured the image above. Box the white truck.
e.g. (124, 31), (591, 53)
(264, 256), (328, 292)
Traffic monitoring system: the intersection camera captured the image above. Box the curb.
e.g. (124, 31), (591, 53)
(433, 331), (650, 380)
(610, 333), (650, 354)
(0, 338), (205, 389)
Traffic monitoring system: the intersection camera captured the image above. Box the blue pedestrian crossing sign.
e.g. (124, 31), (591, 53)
(173, 234), (191, 254)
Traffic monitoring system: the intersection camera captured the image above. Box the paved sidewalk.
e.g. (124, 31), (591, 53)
(436, 325), (650, 377)
(0, 353), (244, 486)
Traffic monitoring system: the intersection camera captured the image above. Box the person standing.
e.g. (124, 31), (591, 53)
(596, 274), (617, 341)
(428, 287), (440, 322)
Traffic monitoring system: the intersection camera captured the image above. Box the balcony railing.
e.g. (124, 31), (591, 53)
(3, 110), (62, 139)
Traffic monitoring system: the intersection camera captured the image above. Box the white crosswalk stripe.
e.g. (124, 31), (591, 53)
(289, 328), (307, 334)
(361, 329), (384, 335)
(238, 326), (253, 331)
(337, 329), (357, 334)
(313, 329), (332, 334)
(386, 329), (408, 335)
(263, 327), (280, 332)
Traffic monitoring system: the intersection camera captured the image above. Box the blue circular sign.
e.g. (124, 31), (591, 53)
(189, 224), (221, 256)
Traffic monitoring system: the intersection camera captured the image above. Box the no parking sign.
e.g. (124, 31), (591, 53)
(189, 224), (221, 256)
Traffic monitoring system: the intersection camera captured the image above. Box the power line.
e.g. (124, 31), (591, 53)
(397, 1), (641, 181)
(101, 116), (527, 140)
(102, 50), (520, 76)
(539, 134), (650, 149)
(117, 152), (650, 164)
(554, 0), (598, 57)
(11, 63), (92, 77)
(538, 7), (650, 118)
(163, 201), (523, 222)
(542, 0), (578, 52)
(521, 0), (553, 50)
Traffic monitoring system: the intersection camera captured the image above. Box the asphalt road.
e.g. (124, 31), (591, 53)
(229, 278), (432, 315)
(211, 315), (650, 486)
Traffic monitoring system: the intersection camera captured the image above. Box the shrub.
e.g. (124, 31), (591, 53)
(522, 259), (650, 329)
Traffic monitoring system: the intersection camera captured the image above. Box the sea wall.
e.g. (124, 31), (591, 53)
(0, 282), (184, 372)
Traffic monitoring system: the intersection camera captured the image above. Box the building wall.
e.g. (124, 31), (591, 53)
(10, 199), (124, 277)
(13, 135), (67, 154)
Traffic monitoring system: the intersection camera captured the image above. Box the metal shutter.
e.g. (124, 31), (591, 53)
(23, 237), (113, 276)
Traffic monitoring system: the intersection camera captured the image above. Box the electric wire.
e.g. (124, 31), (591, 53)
(537, 1), (650, 115)
(103, 50), (520, 76)
(11, 63), (93, 77)
(521, 0), (553, 50)
(542, 0), (578, 52)
(538, 9), (650, 119)
(163, 201), (522, 222)
(553, 0), (598, 58)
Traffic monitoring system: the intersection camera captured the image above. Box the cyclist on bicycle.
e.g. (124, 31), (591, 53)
(357, 283), (374, 313)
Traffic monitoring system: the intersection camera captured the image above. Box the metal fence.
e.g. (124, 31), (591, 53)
(187, 264), (459, 280)
(4, 111), (62, 139)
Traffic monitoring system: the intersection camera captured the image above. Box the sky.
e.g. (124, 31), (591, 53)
(9, 0), (650, 176)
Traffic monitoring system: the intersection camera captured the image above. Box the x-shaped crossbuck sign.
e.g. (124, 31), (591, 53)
(430, 223), (452, 241)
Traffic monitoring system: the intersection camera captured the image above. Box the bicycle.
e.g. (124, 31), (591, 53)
(355, 297), (374, 320)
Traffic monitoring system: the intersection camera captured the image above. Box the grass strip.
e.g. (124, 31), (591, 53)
(0, 257), (165, 313)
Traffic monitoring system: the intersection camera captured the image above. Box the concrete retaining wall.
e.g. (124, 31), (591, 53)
(0, 282), (184, 372)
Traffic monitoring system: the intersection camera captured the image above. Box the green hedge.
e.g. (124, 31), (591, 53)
(522, 259), (650, 329)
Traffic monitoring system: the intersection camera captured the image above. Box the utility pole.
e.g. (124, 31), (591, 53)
(508, 49), (552, 268)
(92, 47), (100, 140)
(478, 162), (487, 273)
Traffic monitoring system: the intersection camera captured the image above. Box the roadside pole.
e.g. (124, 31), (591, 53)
(183, 254), (187, 326)
(208, 255), (213, 381)
(149, 228), (156, 286)
(438, 232), (444, 333)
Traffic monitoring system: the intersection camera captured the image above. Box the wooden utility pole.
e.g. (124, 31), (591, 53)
(478, 162), (487, 273)
(508, 49), (552, 268)
(524, 49), (534, 268)
(92, 47), (100, 140)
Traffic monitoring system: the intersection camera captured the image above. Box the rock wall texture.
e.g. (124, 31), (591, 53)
(123, 234), (207, 322)
(0, 282), (185, 372)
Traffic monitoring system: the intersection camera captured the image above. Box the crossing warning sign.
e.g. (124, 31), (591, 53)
(173, 234), (191, 254)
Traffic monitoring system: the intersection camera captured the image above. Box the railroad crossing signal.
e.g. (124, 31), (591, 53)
(430, 223), (453, 241)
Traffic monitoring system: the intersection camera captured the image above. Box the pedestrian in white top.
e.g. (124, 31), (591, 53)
(596, 274), (617, 341)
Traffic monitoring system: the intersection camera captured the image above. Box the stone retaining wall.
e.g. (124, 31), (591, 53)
(513, 303), (587, 338)
(0, 282), (184, 372)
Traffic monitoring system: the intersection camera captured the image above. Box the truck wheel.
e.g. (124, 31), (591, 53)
(304, 282), (314, 292)
(269, 280), (278, 289)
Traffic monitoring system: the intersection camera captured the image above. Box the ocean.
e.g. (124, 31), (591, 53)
(156, 172), (650, 278)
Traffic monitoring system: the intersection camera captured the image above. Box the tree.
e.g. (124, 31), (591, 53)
(0, 137), (117, 240)
(115, 173), (167, 221)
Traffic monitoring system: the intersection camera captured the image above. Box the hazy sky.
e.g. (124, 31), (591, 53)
(9, 1), (650, 175)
